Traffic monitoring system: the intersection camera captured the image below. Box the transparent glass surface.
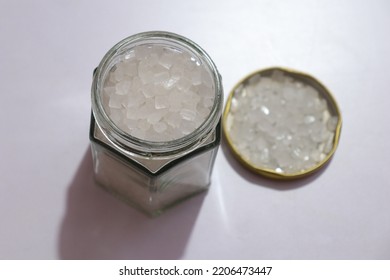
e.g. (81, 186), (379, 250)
(90, 119), (220, 216)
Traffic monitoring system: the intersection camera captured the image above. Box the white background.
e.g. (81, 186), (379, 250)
(0, 0), (389, 259)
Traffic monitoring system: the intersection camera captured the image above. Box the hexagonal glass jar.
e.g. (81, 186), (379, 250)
(90, 32), (223, 216)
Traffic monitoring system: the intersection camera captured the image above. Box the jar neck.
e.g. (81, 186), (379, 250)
(91, 31), (223, 157)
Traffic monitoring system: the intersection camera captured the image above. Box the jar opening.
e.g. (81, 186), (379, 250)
(92, 31), (223, 156)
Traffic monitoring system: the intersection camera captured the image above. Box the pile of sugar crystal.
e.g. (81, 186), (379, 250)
(102, 44), (215, 142)
(225, 70), (339, 174)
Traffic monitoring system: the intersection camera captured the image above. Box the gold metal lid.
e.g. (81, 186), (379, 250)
(223, 67), (342, 180)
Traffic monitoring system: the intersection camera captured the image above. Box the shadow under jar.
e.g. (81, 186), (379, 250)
(90, 31), (223, 216)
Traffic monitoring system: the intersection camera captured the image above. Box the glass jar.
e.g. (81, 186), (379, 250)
(90, 31), (223, 216)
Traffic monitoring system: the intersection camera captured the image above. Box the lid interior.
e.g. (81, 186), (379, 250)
(223, 67), (342, 179)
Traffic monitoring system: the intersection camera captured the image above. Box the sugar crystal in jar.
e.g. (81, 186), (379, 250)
(90, 31), (223, 216)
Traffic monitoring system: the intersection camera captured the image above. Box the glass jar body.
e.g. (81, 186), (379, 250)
(90, 116), (220, 215)
(90, 32), (223, 215)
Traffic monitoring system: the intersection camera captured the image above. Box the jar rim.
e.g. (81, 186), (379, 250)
(91, 31), (223, 156)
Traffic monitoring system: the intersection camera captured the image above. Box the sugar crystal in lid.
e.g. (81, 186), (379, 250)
(101, 44), (215, 142)
(223, 68), (342, 179)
